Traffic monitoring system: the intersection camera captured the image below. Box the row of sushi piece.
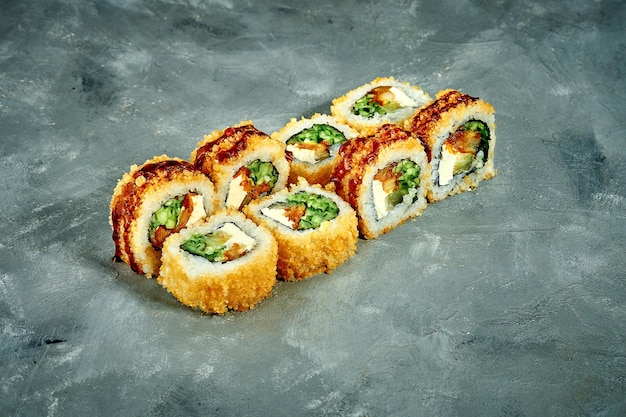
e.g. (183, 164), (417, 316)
(109, 77), (497, 314)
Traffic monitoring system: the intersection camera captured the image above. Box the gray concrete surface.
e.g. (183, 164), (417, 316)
(1, 0), (625, 415)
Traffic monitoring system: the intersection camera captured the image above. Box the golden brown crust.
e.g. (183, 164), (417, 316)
(273, 210), (357, 281)
(244, 180), (358, 281)
(191, 121), (266, 181)
(286, 158), (335, 186)
(110, 155), (216, 277)
(407, 89), (491, 160)
(331, 124), (415, 209)
(110, 155), (190, 273)
(406, 89), (497, 202)
(158, 243), (277, 314)
(158, 210), (278, 314)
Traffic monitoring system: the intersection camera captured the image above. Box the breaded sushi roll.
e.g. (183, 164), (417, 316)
(110, 155), (218, 277)
(190, 121), (290, 210)
(331, 124), (429, 240)
(271, 114), (358, 186)
(330, 76), (431, 136)
(244, 179), (358, 281)
(158, 210), (278, 314)
(406, 89), (496, 202)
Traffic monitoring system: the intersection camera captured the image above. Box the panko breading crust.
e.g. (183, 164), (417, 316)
(271, 113), (359, 186)
(158, 210), (278, 314)
(244, 179), (358, 281)
(110, 155), (217, 277)
(110, 81), (498, 314)
(331, 124), (430, 239)
(406, 89), (497, 202)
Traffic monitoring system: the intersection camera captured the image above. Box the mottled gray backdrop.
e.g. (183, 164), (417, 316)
(1, 0), (625, 416)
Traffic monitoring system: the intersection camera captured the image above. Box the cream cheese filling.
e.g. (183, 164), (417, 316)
(286, 144), (318, 164)
(438, 145), (457, 186)
(373, 179), (390, 220)
(218, 222), (256, 253)
(389, 86), (417, 107)
(225, 173), (248, 209)
(438, 145), (486, 187)
(261, 206), (295, 229)
(186, 194), (206, 226)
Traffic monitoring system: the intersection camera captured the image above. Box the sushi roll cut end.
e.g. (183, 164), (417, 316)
(331, 124), (430, 239)
(158, 210), (278, 314)
(407, 89), (496, 202)
(190, 121), (289, 210)
(331, 77), (431, 135)
(271, 114), (358, 186)
(244, 178), (358, 281)
(110, 155), (217, 277)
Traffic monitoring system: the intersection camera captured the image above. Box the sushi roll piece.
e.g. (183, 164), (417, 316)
(330, 76), (431, 136)
(243, 179), (358, 281)
(110, 155), (218, 277)
(331, 124), (430, 240)
(271, 114), (358, 186)
(406, 89), (496, 202)
(158, 210), (278, 314)
(190, 121), (290, 210)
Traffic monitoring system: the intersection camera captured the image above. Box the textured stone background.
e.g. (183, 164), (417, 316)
(1, 0), (625, 415)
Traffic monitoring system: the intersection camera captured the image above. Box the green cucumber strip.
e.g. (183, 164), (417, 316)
(385, 159), (421, 210)
(180, 232), (228, 262)
(149, 195), (184, 238)
(247, 160), (279, 188)
(286, 124), (347, 146)
(351, 93), (388, 118)
(394, 159), (421, 194)
(284, 191), (339, 230)
(461, 120), (490, 161)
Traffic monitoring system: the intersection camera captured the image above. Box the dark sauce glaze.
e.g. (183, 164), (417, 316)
(193, 125), (268, 173)
(111, 159), (194, 274)
(331, 124), (413, 208)
(408, 90), (479, 161)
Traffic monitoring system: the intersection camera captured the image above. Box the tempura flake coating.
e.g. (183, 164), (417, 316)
(158, 210), (278, 314)
(110, 155), (217, 277)
(244, 178), (358, 281)
(108, 78), (500, 315)
(190, 121), (289, 209)
(405, 89), (497, 202)
(330, 76), (431, 136)
(331, 124), (430, 239)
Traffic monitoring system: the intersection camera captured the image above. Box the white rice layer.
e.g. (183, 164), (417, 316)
(356, 142), (429, 238)
(331, 77), (431, 134)
(215, 147), (290, 209)
(161, 210), (275, 280)
(129, 177), (216, 277)
(429, 108), (496, 202)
